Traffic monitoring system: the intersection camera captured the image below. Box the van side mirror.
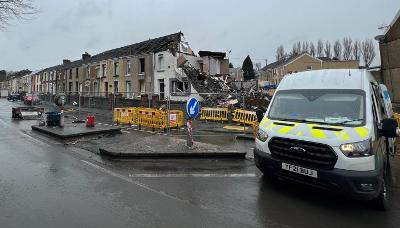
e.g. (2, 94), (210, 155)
(380, 118), (399, 138)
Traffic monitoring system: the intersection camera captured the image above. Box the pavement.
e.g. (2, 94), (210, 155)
(32, 123), (121, 139)
(95, 132), (246, 158)
(2, 98), (400, 228)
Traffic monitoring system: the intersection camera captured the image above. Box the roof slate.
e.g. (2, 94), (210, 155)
(37, 32), (182, 74)
(261, 54), (302, 71)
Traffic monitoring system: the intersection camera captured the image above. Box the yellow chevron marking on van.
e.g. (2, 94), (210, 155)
(278, 126), (293, 134)
(260, 118), (269, 127)
(354, 127), (369, 138)
(265, 122), (276, 131)
(339, 132), (350, 140)
(310, 126), (326, 139)
(333, 130), (349, 140)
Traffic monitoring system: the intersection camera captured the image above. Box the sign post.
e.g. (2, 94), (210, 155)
(186, 97), (200, 148)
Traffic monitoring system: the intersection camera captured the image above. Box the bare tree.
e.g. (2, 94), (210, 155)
(291, 42), (301, 56)
(302, 41), (309, 54)
(0, 0), (37, 29)
(333, 40), (342, 59)
(342, 37), (353, 60)
(290, 44), (297, 56)
(296, 41), (301, 54)
(353, 40), (361, 60)
(361, 39), (376, 67)
(309, 42), (316, 57)
(324, 41), (332, 58)
(317, 40), (324, 57)
(276, 45), (285, 61)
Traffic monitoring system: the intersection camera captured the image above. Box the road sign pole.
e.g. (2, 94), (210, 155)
(186, 97), (200, 148)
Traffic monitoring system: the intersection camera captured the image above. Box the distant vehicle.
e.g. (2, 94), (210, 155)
(254, 69), (399, 210)
(23, 93), (40, 105)
(12, 106), (44, 119)
(7, 93), (21, 101)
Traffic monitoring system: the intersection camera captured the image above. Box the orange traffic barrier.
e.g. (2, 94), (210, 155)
(232, 109), (257, 125)
(200, 108), (229, 121)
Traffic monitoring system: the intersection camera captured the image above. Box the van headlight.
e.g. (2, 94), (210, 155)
(340, 140), (372, 157)
(256, 129), (269, 142)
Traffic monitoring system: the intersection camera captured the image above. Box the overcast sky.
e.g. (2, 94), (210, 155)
(0, 0), (399, 71)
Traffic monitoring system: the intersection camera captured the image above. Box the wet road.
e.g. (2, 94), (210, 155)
(0, 99), (400, 228)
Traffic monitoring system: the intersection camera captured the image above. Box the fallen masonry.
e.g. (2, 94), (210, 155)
(179, 57), (271, 110)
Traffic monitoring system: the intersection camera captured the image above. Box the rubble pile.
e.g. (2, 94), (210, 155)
(181, 63), (271, 109)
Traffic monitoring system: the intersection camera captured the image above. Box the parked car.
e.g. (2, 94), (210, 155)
(23, 93), (40, 105)
(7, 93), (21, 101)
(254, 69), (399, 210)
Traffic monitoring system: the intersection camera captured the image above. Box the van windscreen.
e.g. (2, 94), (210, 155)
(268, 89), (366, 126)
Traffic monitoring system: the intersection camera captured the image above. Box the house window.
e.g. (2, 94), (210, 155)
(126, 81), (132, 98)
(306, 65), (313, 70)
(126, 60), (131, 75)
(199, 63), (204, 73)
(76, 68), (79, 78)
(96, 65), (101, 78)
(69, 69), (72, 79)
(158, 54), (164, 71)
(139, 80), (145, 93)
(68, 82), (72, 93)
(139, 58), (145, 74)
(114, 81), (119, 94)
(171, 80), (190, 94)
(104, 82), (109, 96)
(75, 82), (79, 93)
(87, 68), (90, 78)
(114, 62), (119, 76)
(93, 82), (99, 96)
(102, 64), (106, 77)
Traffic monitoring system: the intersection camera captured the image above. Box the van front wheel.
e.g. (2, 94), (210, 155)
(373, 177), (389, 211)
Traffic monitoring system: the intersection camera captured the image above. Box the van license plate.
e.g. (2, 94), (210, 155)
(282, 163), (318, 178)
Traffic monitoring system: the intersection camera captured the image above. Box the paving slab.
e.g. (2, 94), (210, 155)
(31, 124), (121, 139)
(98, 133), (246, 158)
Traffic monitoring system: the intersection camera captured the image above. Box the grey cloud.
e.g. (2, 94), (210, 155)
(0, 0), (399, 71)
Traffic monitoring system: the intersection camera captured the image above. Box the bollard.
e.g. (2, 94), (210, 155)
(59, 106), (65, 128)
(186, 118), (193, 148)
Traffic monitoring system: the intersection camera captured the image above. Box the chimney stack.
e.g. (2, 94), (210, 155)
(82, 52), (91, 62)
(63, 59), (71, 65)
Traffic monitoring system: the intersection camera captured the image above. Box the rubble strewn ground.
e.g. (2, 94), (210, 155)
(181, 63), (271, 109)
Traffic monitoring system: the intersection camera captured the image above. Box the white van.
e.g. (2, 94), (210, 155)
(254, 69), (399, 210)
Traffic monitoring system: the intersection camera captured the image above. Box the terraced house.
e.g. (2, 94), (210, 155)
(32, 32), (201, 102)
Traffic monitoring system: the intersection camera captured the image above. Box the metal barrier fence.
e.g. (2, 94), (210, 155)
(232, 109), (258, 125)
(394, 113), (400, 126)
(200, 108), (229, 121)
(114, 107), (184, 130)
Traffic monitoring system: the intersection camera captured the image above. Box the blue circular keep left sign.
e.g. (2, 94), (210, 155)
(186, 97), (200, 118)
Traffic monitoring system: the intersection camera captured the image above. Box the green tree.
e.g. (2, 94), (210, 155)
(229, 62), (234, 68)
(0, 70), (6, 81)
(242, 55), (254, 80)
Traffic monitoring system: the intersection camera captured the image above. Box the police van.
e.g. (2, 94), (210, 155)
(254, 69), (399, 210)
